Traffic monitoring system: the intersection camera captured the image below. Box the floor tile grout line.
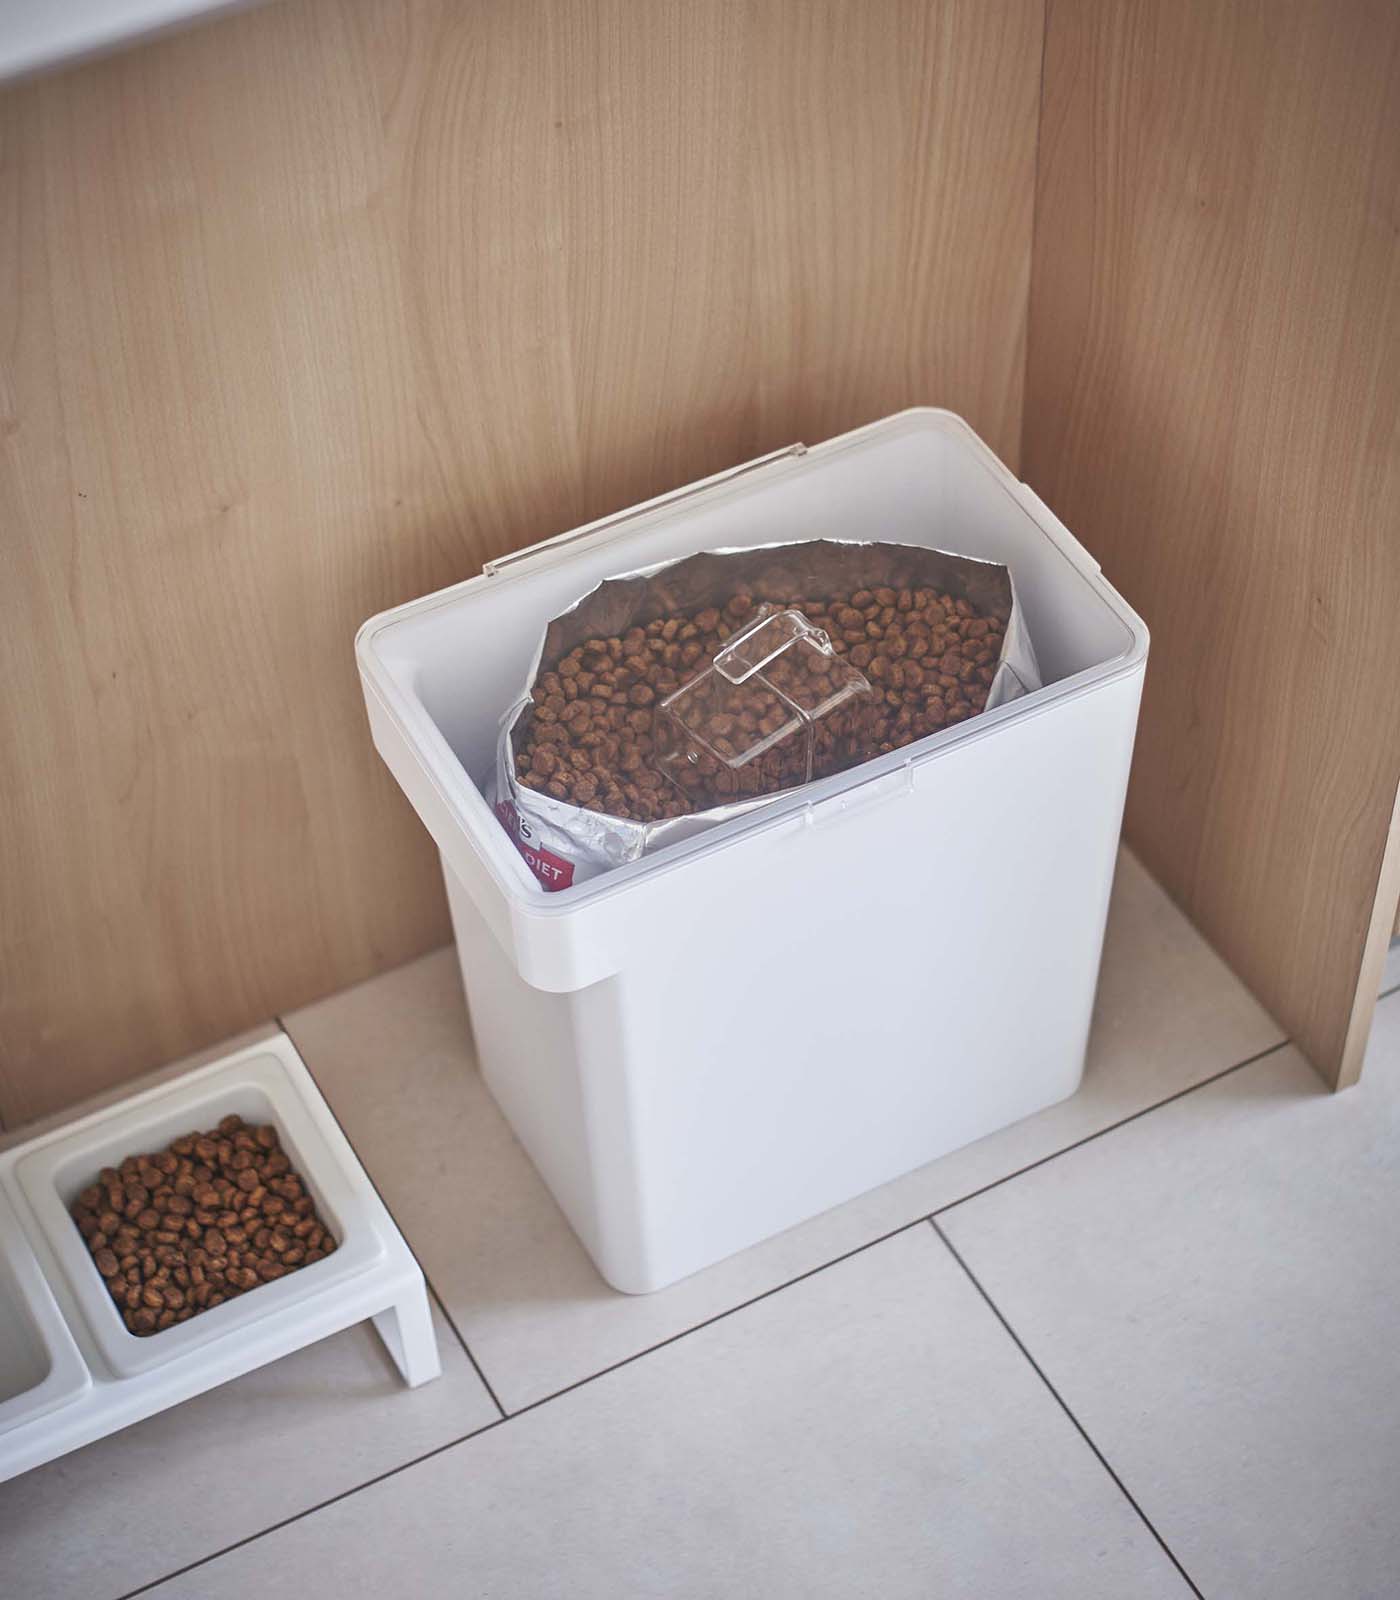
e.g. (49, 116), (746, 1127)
(274, 1015), (508, 1421)
(501, 1216), (935, 1422)
(929, 1219), (1207, 1600)
(111, 1214), (935, 1599)
(930, 1038), (1292, 1220)
(498, 1039), (1292, 1422)
(112, 1032), (1291, 1597)
(276, 1022), (1291, 1430)
(113, 1408), (511, 1600)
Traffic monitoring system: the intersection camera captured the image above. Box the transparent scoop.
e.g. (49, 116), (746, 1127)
(653, 608), (872, 805)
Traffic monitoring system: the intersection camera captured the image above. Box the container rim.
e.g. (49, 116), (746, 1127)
(356, 407), (1149, 915)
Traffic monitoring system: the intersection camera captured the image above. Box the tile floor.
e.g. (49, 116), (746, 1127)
(4, 852), (1398, 1600)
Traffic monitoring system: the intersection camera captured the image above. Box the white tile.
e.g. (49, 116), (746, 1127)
(940, 987), (1400, 1600)
(286, 849), (1283, 1410)
(0, 1297), (497, 1600)
(141, 1227), (1191, 1600)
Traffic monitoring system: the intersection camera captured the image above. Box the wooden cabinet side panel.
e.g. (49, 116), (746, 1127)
(0, 0), (1043, 1122)
(1024, 0), (1400, 1086)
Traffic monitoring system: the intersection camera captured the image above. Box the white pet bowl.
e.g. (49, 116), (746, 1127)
(0, 1187), (90, 1434)
(15, 1051), (384, 1380)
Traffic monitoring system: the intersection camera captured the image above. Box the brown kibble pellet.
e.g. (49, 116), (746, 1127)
(70, 1112), (335, 1337)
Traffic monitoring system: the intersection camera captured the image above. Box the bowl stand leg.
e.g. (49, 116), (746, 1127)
(372, 1279), (442, 1388)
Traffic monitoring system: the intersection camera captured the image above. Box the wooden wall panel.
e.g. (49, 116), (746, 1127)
(1024, 0), (1400, 1087)
(0, 0), (1042, 1122)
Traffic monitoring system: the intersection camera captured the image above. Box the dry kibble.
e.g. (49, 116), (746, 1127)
(515, 579), (1005, 821)
(69, 1113), (335, 1337)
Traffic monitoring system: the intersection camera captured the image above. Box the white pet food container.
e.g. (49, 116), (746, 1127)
(356, 409), (1149, 1293)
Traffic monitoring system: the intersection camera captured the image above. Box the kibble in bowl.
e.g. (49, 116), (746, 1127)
(69, 1113), (337, 1336)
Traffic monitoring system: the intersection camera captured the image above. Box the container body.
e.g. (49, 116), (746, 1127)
(358, 410), (1148, 1292)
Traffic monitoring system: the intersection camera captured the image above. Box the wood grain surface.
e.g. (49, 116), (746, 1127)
(0, 0), (1042, 1122)
(1024, 0), (1400, 1087)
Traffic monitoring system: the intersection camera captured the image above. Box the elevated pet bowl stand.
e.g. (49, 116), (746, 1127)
(0, 1034), (439, 1484)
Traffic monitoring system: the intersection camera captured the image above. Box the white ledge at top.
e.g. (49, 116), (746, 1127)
(0, 0), (272, 83)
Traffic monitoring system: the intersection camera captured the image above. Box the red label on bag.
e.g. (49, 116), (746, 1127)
(496, 802), (576, 891)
